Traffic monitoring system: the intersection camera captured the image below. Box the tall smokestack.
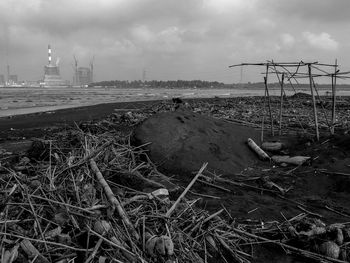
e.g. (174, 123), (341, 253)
(48, 44), (51, 65)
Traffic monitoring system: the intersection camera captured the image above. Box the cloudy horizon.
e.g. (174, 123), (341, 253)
(0, 0), (349, 84)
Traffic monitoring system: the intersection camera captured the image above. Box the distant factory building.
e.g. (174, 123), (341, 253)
(76, 67), (92, 86)
(73, 56), (94, 86)
(42, 44), (67, 87)
(9, 74), (18, 84)
(0, 75), (5, 85)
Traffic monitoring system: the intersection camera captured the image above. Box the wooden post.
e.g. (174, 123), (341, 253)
(261, 65), (269, 143)
(279, 73), (285, 135)
(308, 64), (319, 141)
(261, 82), (267, 143)
(264, 64), (274, 136)
(331, 59), (337, 135)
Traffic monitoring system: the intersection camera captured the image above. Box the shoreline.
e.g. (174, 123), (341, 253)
(2, 86), (350, 118)
(1, 93), (349, 141)
(0, 99), (163, 138)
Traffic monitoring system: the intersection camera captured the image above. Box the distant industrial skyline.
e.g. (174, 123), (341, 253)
(1, 0), (350, 84)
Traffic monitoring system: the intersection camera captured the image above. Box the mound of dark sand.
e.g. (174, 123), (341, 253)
(133, 109), (261, 176)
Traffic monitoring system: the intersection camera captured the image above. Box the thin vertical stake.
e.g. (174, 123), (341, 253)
(331, 59), (337, 135)
(279, 73), (285, 135)
(264, 64), (274, 136)
(308, 64), (319, 141)
(261, 78), (267, 143)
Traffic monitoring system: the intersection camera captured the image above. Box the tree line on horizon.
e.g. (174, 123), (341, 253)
(90, 79), (350, 89)
(91, 79), (229, 88)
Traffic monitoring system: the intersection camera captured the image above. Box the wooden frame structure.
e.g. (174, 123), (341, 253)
(229, 60), (350, 141)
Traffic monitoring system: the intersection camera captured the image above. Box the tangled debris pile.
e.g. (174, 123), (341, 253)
(1, 128), (349, 263)
(0, 127), (256, 263)
(0, 96), (350, 262)
(89, 96), (350, 136)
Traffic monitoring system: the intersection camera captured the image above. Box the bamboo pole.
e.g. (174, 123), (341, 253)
(279, 73), (285, 135)
(264, 64), (274, 136)
(265, 79), (274, 136)
(89, 159), (140, 241)
(312, 78), (332, 132)
(269, 61), (286, 136)
(247, 138), (270, 160)
(308, 64), (319, 141)
(331, 59), (337, 135)
(166, 163), (207, 218)
(261, 80), (267, 143)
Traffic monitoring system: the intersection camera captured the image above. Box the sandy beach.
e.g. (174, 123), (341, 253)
(1, 94), (350, 262)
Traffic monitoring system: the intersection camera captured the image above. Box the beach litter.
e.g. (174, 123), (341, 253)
(0, 97), (349, 262)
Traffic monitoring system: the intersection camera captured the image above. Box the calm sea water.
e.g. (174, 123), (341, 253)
(0, 86), (349, 117)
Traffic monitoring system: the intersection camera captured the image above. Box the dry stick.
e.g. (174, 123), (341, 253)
(142, 216), (146, 253)
(201, 174), (278, 194)
(276, 65), (307, 134)
(279, 73), (285, 135)
(325, 205), (350, 219)
(269, 62), (285, 135)
(12, 172), (52, 259)
(264, 69), (274, 136)
(320, 170), (350, 176)
(233, 228), (348, 263)
(331, 59), (338, 135)
(197, 179), (231, 193)
(89, 227), (137, 257)
(308, 64), (320, 141)
(89, 158), (140, 241)
(58, 139), (114, 176)
(20, 239), (50, 263)
(297, 205), (323, 218)
(84, 238), (103, 263)
(312, 79), (331, 130)
(166, 162), (208, 218)
(0, 232), (92, 252)
(202, 209), (224, 224)
(260, 64), (270, 142)
(25, 194), (50, 256)
(189, 190), (221, 199)
(261, 76), (267, 143)
(29, 194), (96, 214)
(331, 73), (335, 135)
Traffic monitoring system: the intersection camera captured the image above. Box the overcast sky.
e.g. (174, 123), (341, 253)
(1, 0), (349, 83)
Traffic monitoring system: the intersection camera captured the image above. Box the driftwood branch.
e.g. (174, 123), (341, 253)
(166, 162), (208, 218)
(89, 158), (140, 241)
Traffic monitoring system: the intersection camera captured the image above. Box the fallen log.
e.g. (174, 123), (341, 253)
(261, 142), (283, 152)
(247, 138), (270, 160)
(272, 155), (310, 166)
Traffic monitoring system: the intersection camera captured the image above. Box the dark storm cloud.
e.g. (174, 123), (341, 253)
(0, 0), (349, 83)
(11, 0), (203, 38)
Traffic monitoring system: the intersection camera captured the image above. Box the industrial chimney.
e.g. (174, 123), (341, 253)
(48, 44), (52, 65)
(42, 44), (66, 87)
